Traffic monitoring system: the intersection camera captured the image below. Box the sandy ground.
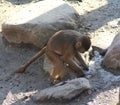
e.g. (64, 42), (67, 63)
(0, 0), (120, 105)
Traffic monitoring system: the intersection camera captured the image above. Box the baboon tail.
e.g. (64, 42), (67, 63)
(32, 46), (46, 61)
(17, 46), (46, 73)
(24, 46), (46, 67)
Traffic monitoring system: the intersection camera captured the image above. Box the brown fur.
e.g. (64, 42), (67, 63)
(16, 30), (91, 79)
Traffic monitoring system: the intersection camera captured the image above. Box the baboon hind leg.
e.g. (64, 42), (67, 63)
(45, 49), (67, 79)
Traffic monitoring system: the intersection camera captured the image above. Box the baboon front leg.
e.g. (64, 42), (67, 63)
(75, 52), (88, 70)
(60, 54), (85, 77)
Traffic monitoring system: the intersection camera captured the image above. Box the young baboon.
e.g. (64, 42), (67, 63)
(16, 30), (91, 79)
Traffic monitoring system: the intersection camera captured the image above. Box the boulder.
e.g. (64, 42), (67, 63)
(2, 0), (79, 48)
(102, 33), (120, 75)
(32, 78), (91, 101)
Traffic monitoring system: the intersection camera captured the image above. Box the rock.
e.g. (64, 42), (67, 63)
(43, 56), (53, 75)
(102, 33), (120, 75)
(2, 91), (17, 105)
(2, 0), (79, 48)
(32, 78), (91, 101)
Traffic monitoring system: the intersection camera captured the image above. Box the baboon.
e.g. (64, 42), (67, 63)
(16, 30), (91, 79)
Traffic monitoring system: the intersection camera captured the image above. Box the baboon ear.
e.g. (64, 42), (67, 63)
(76, 41), (82, 47)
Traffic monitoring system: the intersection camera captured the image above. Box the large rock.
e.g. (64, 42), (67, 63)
(102, 33), (120, 74)
(32, 78), (91, 101)
(2, 0), (79, 48)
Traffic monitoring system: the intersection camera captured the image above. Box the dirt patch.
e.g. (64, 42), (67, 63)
(0, 0), (120, 105)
